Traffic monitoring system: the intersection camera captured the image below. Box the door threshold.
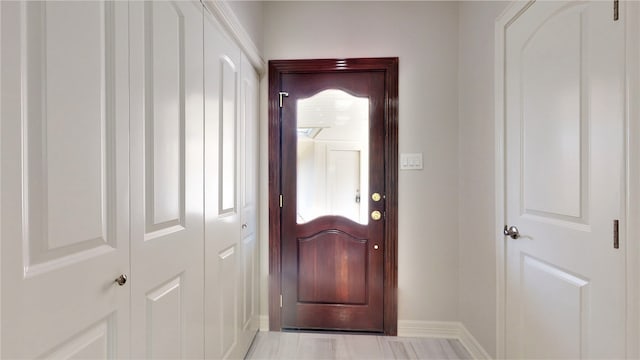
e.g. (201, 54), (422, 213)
(281, 328), (384, 336)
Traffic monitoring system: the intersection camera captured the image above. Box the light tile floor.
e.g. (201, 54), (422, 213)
(245, 331), (472, 360)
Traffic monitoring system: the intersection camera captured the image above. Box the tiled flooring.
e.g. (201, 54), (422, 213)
(245, 331), (472, 360)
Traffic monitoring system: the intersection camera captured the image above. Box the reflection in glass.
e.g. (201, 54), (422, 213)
(296, 89), (369, 224)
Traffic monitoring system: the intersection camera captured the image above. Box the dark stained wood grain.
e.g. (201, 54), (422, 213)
(383, 59), (399, 336)
(267, 61), (283, 333)
(268, 58), (398, 335)
(298, 231), (368, 305)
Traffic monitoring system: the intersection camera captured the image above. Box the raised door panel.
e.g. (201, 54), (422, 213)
(297, 232), (368, 305)
(520, 256), (589, 358)
(23, 1), (118, 270)
(129, 2), (204, 359)
(145, 277), (183, 359)
(220, 57), (238, 214)
(219, 246), (239, 356)
(1, 1), (130, 358)
(42, 319), (114, 359)
(241, 234), (257, 330)
(520, 7), (585, 221)
(143, 0), (185, 238)
(145, 0), (185, 232)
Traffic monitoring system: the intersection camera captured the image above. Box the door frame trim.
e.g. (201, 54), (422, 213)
(627, 3), (640, 357)
(494, 1), (640, 357)
(268, 58), (399, 335)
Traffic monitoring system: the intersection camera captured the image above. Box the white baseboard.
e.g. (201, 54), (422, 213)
(398, 320), (491, 360)
(458, 323), (492, 360)
(397, 320), (460, 338)
(259, 315), (269, 332)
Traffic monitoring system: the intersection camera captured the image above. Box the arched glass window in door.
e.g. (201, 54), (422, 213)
(296, 89), (369, 225)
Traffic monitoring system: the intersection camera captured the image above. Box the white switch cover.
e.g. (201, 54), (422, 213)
(400, 153), (423, 170)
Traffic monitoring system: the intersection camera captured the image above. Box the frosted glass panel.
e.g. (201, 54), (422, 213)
(296, 90), (369, 224)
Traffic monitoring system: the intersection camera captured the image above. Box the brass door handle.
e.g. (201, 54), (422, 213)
(371, 210), (382, 221)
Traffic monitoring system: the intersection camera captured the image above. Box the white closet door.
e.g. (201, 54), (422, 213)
(203, 8), (244, 360)
(1, 1), (130, 358)
(239, 53), (261, 354)
(129, 1), (204, 358)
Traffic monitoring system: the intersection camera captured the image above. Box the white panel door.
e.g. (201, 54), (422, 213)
(1, 1), (130, 358)
(129, 1), (204, 358)
(239, 53), (260, 356)
(504, 1), (626, 358)
(203, 8), (244, 359)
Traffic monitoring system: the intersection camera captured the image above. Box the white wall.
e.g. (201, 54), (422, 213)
(223, 1), (264, 56)
(457, 2), (508, 357)
(259, 1), (461, 325)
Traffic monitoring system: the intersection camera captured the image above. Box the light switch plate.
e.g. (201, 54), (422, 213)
(400, 153), (423, 170)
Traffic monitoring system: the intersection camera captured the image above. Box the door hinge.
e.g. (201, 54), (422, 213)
(279, 194), (283, 208)
(280, 294), (283, 308)
(279, 92), (289, 108)
(614, 0), (619, 21)
(613, 219), (619, 249)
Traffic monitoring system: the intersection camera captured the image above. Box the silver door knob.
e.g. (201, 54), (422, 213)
(242, 223), (248, 229)
(115, 274), (127, 286)
(503, 225), (520, 239)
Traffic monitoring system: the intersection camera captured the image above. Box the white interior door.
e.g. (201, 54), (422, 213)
(504, 1), (626, 358)
(239, 52), (261, 357)
(327, 148), (361, 223)
(1, 1), (130, 358)
(129, 1), (204, 358)
(203, 8), (244, 360)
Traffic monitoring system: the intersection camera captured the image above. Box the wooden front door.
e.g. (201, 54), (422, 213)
(269, 58), (398, 334)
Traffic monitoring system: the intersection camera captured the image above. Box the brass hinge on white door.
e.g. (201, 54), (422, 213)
(279, 92), (289, 108)
(614, 0), (619, 21)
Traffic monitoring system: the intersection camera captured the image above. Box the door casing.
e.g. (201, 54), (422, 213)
(268, 58), (399, 335)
